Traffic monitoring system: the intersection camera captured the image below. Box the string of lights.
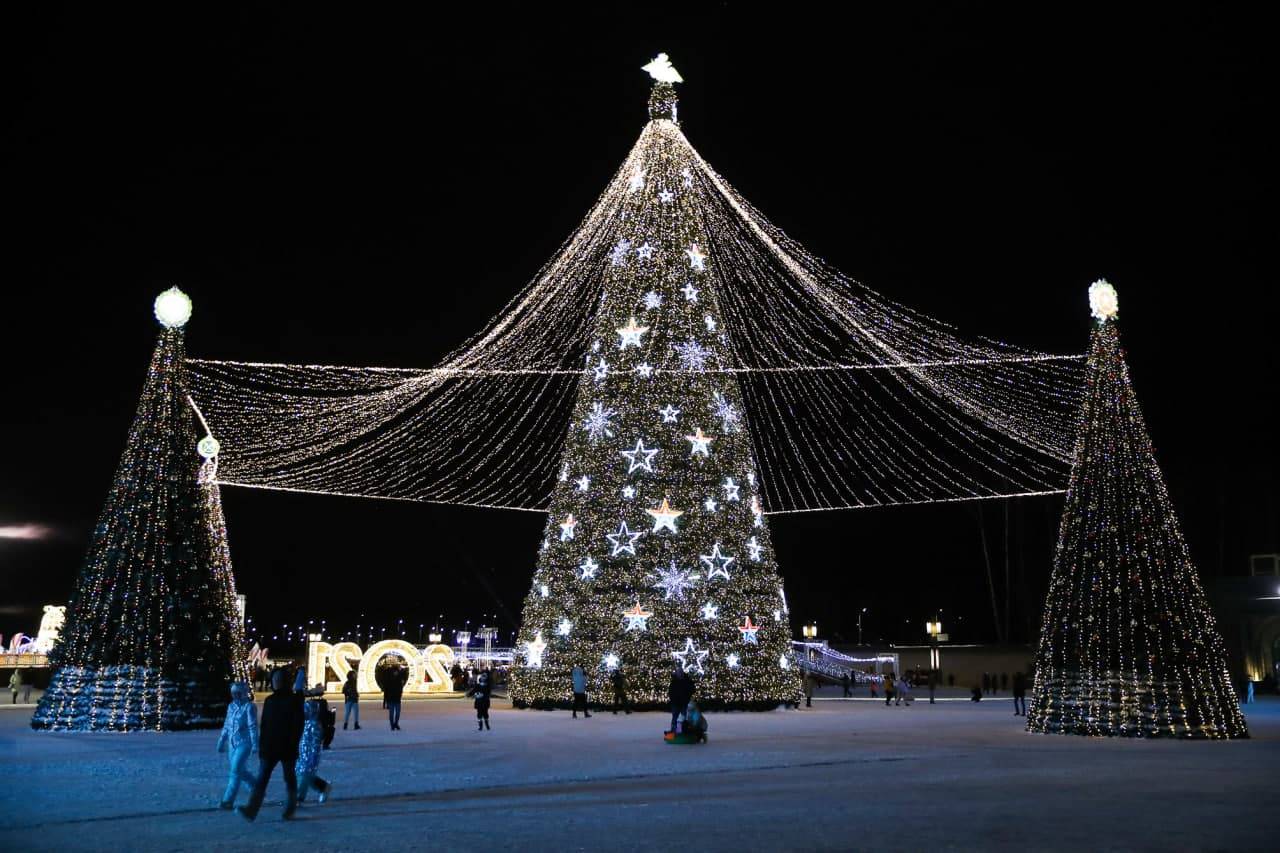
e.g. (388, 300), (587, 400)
(184, 66), (1083, 515)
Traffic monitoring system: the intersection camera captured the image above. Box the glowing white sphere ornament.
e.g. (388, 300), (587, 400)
(197, 435), (221, 459)
(1088, 279), (1118, 322)
(154, 286), (192, 328)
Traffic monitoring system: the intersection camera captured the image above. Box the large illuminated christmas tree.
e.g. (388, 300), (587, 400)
(510, 59), (802, 709)
(32, 288), (249, 731)
(1026, 282), (1247, 738)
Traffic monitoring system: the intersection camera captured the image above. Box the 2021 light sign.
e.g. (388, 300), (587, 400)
(306, 638), (457, 696)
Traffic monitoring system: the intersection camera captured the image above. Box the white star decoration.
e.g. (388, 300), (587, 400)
(701, 602), (719, 620)
(628, 169), (646, 192)
(646, 497), (684, 534)
(685, 427), (713, 457)
(578, 556), (599, 580)
(672, 637), (709, 675)
(635, 362), (654, 378)
(682, 281), (699, 302)
(723, 478), (740, 501)
(559, 514), (577, 541)
(576, 475), (591, 492)
(700, 542), (735, 580)
(557, 618), (572, 637)
(539, 584), (549, 597)
(686, 244), (707, 271)
(658, 189), (674, 203)
(593, 358), (609, 381)
(524, 632), (547, 668)
(726, 653), (740, 668)
(635, 242), (655, 261)
(606, 522), (642, 557)
(620, 439), (659, 474)
(704, 497), (718, 512)
(643, 290), (663, 310)
(653, 561), (697, 600)
(617, 316), (649, 348)
(622, 485), (636, 499)
(659, 404), (681, 423)
(681, 168), (693, 188)
(604, 653), (620, 669)
(622, 600), (653, 631)
(704, 314), (717, 332)
(739, 615), (761, 644)
(746, 536), (763, 560)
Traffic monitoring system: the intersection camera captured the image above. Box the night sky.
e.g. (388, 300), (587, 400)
(3, 5), (1273, 650)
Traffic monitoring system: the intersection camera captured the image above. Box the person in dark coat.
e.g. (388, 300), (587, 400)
(1011, 671), (1028, 716)
(239, 668), (305, 822)
(667, 665), (695, 733)
(342, 671), (360, 730)
(384, 665), (407, 730)
(467, 666), (492, 730)
(611, 666), (631, 714)
(841, 672), (852, 698)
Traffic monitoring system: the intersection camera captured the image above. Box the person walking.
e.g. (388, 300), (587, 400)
(384, 666), (405, 730)
(296, 686), (332, 805)
(667, 664), (695, 733)
(342, 671), (360, 730)
(897, 674), (912, 706)
(239, 669), (305, 822)
(611, 666), (631, 714)
(928, 669), (938, 705)
(216, 681), (259, 810)
(571, 664), (591, 718)
(841, 672), (852, 698)
(884, 673), (895, 707)
(9, 670), (21, 704)
(468, 666), (492, 730)
(803, 672), (815, 707)
(1012, 671), (1027, 716)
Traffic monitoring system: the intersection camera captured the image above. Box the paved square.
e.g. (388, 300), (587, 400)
(2, 691), (1276, 850)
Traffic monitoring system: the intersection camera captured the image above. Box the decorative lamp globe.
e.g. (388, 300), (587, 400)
(1088, 279), (1119, 322)
(197, 435), (221, 459)
(154, 286), (192, 328)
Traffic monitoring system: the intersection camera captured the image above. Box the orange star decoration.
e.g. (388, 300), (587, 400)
(739, 615), (761, 644)
(646, 496), (684, 534)
(622, 600), (654, 631)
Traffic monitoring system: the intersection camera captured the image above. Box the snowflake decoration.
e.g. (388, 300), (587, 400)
(643, 290), (663, 310)
(609, 238), (632, 266)
(726, 652), (740, 668)
(557, 618), (572, 637)
(673, 340), (712, 372)
(711, 392), (741, 433)
(652, 560), (698, 600)
(524, 632), (547, 668)
(583, 402), (617, 442)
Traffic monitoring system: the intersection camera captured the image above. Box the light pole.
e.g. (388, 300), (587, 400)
(858, 607), (867, 646)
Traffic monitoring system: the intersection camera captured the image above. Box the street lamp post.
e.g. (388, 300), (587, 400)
(858, 607), (867, 646)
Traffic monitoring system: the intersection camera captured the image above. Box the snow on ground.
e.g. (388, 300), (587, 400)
(1, 687), (1277, 851)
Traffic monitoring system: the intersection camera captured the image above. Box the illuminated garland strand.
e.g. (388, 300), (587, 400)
(184, 72), (1084, 514)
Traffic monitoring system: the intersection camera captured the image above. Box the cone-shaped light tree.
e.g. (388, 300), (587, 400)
(509, 62), (802, 709)
(1026, 281), (1247, 738)
(32, 288), (249, 731)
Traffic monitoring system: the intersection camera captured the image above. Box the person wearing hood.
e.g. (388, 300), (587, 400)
(342, 670), (360, 730)
(216, 681), (259, 810)
(296, 685), (332, 805)
(239, 668), (305, 822)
